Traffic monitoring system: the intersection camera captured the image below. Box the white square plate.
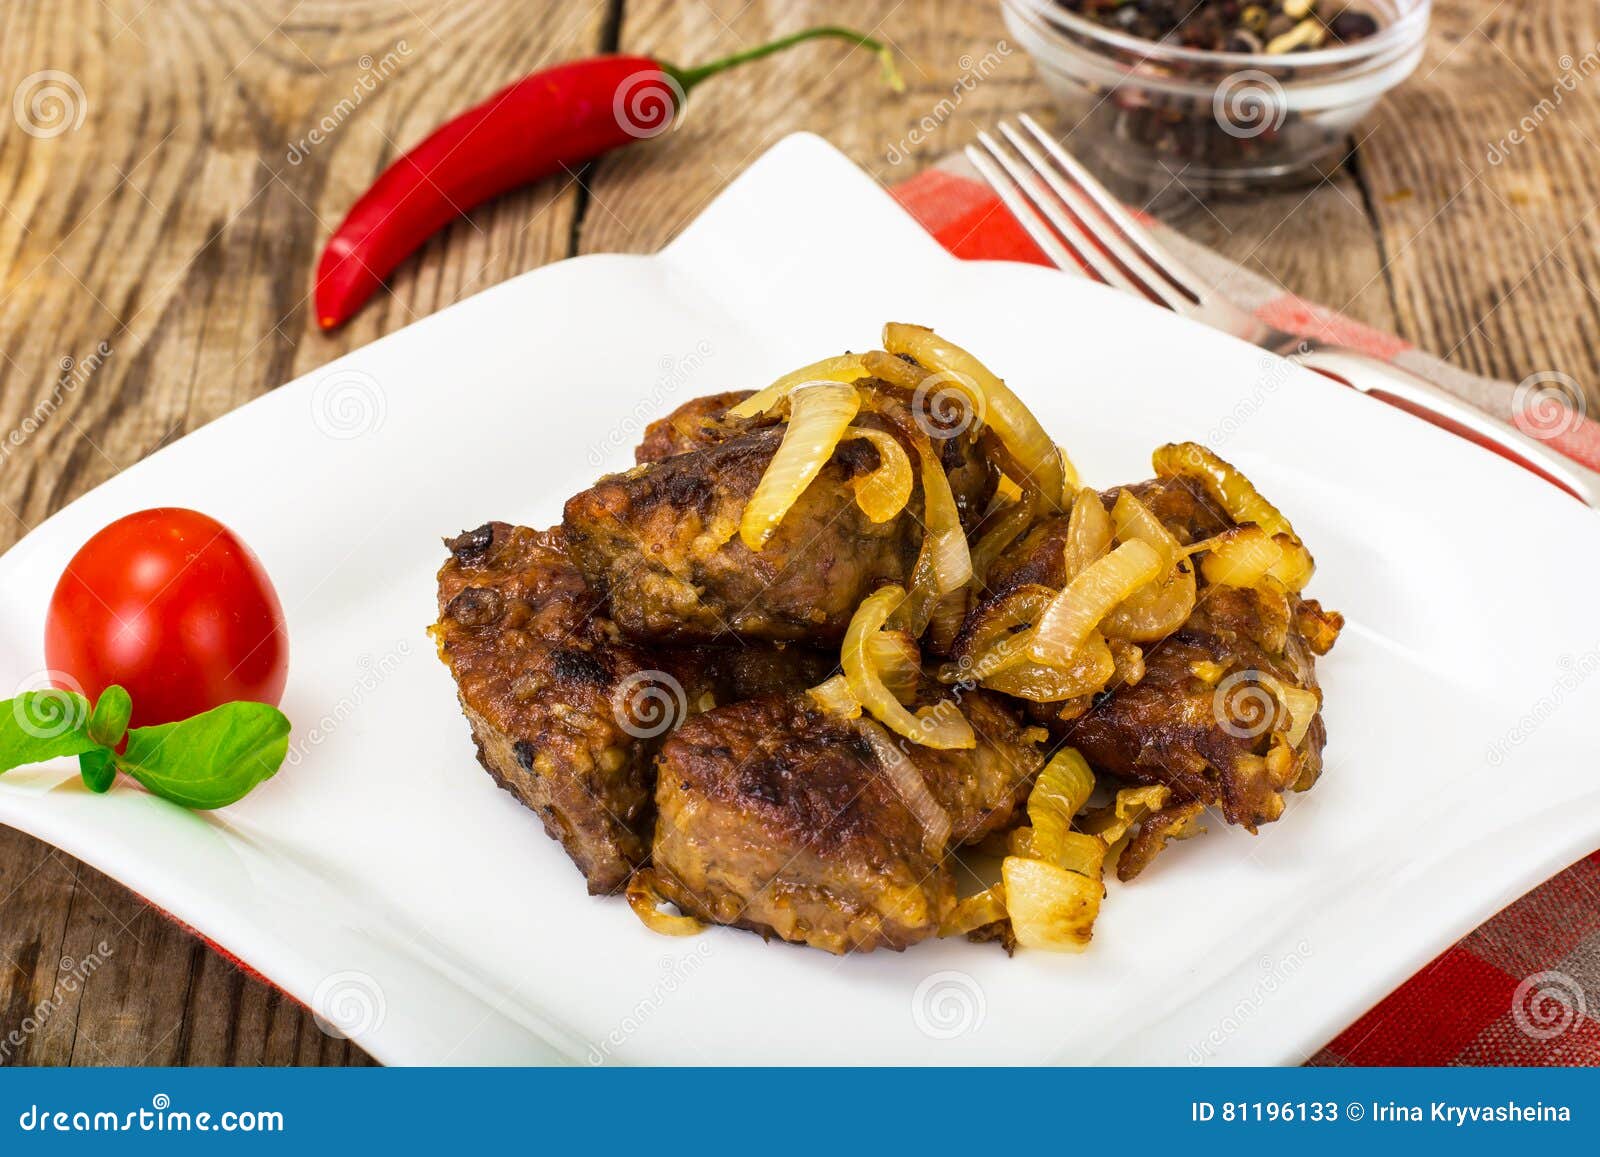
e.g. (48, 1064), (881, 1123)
(2, 134), (1597, 1065)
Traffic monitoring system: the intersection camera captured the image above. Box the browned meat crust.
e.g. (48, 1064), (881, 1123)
(635, 390), (753, 464)
(433, 521), (834, 895)
(1117, 801), (1206, 881)
(983, 477), (1233, 596)
(971, 477), (1340, 832)
(905, 685), (1046, 844)
(654, 695), (951, 953)
(635, 382), (997, 526)
(652, 690), (1044, 953)
(672, 642), (838, 703)
(940, 418), (1000, 535)
(434, 522), (658, 894)
(1067, 582), (1339, 832)
(565, 425), (917, 644)
(1128, 476), (1237, 545)
(566, 384), (997, 646)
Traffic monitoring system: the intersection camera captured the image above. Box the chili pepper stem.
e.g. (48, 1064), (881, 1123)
(664, 26), (905, 96)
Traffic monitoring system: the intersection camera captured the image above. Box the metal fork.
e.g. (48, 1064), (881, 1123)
(968, 114), (1600, 509)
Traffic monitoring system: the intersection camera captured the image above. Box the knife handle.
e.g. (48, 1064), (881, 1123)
(1296, 348), (1600, 509)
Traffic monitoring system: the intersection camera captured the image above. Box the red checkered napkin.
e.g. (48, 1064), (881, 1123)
(890, 166), (1600, 1067)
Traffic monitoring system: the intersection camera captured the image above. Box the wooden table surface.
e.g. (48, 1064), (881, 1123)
(2, 0), (1596, 1066)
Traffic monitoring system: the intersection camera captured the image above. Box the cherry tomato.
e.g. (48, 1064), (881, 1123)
(45, 509), (289, 728)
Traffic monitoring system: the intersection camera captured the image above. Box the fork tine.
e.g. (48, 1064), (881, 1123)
(972, 130), (1155, 301)
(962, 144), (1085, 275)
(995, 122), (1194, 313)
(1017, 113), (1209, 304)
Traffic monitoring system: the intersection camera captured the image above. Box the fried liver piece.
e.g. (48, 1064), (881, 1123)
(909, 686), (1046, 845)
(565, 426), (916, 644)
(652, 690), (1043, 954)
(567, 386), (997, 646)
(674, 642), (837, 704)
(434, 522), (666, 893)
(1070, 585), (1340, 830)
(634, 390), (753, 464)
(433, 521), (832, 894)
(970, 476), (1342, 832)
(983, 476), (1233, 596)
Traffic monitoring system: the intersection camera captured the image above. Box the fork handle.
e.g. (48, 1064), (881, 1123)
(1296, 348), (1600, 509)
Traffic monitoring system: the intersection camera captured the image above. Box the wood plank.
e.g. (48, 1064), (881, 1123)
(582, 0), (1043, 254)
(0, 828), (80, 1065)
(0, 0), (611, 1066)
(1357, 0), (1600, 407)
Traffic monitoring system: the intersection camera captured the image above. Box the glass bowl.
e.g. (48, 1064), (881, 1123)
(1000, 0), (1431, 197)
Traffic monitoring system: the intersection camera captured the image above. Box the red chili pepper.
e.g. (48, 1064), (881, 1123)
(314, 26), (902, 330)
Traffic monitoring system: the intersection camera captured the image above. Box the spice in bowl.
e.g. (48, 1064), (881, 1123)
(1053, 0), (1382, 54)
(1002, 0), (1427, 196)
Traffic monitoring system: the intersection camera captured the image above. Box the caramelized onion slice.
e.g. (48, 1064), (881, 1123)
(960, 584), (1057, 680)
(626, 870), (704, 937)
(1102, 490), (1196, 641)
(1056, 445), (1082, 493)
(1110, 490), (1180, 571)
(1194, 526), (1283, 588)
(981, 634), (1114, 702)
(846, 427), (914, 523)
(1062, 487), (1114, 580)
(940, 886), (1008, 937)
(1152, 442), (1314, 590)
(1002, 856), (1102, 952)
(891, 545), (940, 640)
(1026, 749), (1096, 861)
(924, 589), (969, 657)
(1028, 540), (1162, 668)
(865, 392), (972, 630)
(970, 488), (1040, 589)
(1108, 637), (1145, 687)
(1278, 684), (1321, 748)
(843, 586), (975, 750)
(918, 437), (973, 595)
(739, 382), (860, 551)
(807, 674), (861, 718)
(960, 588), (1117, 703)
(1000, 748), (1109, 951)
(730, 354), (867, 418)
(1268, 532), (1315, 592)
(1102, 566), (1195, 643)
(1081, 785), (1172, 845)
(858, 718), (953, 857)
(883, 323), (1066, 509)
(870, 630), (923, 705)
(860, 348), (924, 393)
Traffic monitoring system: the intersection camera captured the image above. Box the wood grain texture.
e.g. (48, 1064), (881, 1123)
(1, 0), (1596, 1065)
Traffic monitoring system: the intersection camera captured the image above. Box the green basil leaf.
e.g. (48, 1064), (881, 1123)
(79, 748), (116, 793)
(118, 702), (290, 810)
(87, 685), (132, 749)
(0, 691), (99, 773)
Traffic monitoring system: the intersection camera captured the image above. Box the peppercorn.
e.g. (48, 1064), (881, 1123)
(1052, 0), (1383, 52)
(1329, 9), (1381, 42)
